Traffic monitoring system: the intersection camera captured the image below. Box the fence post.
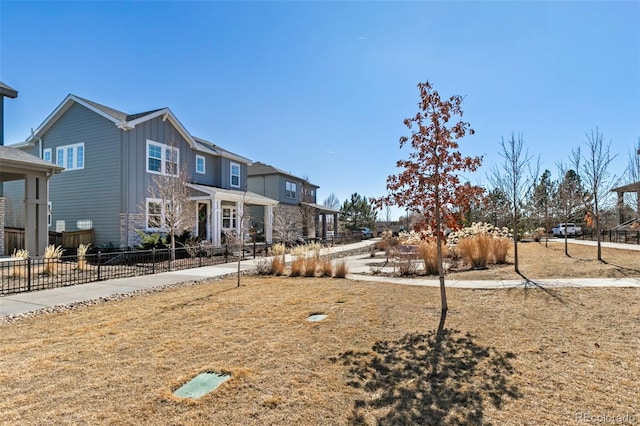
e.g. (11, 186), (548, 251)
(152, 248), (156, 274)
(168, 248), (172, 272)
(27, 257), (32, 292)
(199, 246), (203, 267)
(253, 241), (256, 259)
(225, 242), (229, 263)
(97, 251), (102, 281)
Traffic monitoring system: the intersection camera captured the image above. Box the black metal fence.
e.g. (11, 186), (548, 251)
(578, 229), (640, 245)
(0, 244), (250, 296)
(0, 233), (367, 296)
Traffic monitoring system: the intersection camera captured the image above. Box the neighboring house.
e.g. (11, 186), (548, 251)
(247, 162), (338, 240)
(0, 82), (64, 257)
(4, 94), (277, 248)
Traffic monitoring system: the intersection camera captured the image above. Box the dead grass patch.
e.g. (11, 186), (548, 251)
(0, 274), (638, 425)
(447, 241), (640, 280)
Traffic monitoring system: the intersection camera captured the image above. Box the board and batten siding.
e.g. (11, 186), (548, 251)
(121, 116), (198, 215)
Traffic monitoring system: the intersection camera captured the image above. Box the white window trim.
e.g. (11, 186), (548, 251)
(222, 205), (237, 230)
(55, 143), (84, 171)
(146, 139), (179, 176)
(43, 148), (52, 163)
(145, 198), (164, 231)
(196, 155), (206, 174)
(47, 202), (52, 227)
(230, 161), (240, 188)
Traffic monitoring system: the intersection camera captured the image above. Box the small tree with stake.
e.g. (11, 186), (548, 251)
(373, 81), (483, 320)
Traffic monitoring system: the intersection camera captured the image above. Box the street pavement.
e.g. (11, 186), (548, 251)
(1, 238), (639, 318)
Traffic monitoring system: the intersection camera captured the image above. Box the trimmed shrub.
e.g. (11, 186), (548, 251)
(256, 258), (273, 275)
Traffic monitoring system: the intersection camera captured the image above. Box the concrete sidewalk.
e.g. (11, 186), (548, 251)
(2, 238), (639, 319)
(0, 240), (375, 318)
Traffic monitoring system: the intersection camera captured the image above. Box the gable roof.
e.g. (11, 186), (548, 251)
(248, 161), (318, 188)
(12, 94), (251, 163)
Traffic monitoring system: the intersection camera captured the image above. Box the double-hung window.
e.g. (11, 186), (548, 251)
(222, 202), (237, 229)
(147, 140), (179, 176)
(285, 181), (297, 199)
(43, 148), (52, 163)
(146, 199), (163, 231)
(196, 155), (206, 174)
(55, 143), (85, 170)
(230, 162), (240, 188)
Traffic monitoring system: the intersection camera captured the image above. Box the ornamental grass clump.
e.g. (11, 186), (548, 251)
(491, 237), (511, 264)
(77, 243), (91, 270)
(303, 258), (318, 277)
(457, 233), (491, 269)
(289, 257), (305, 277)
(417, 240), (441, 275)
(44, 244), (64, 275)
(319, 258), (333, 277)
(271, 257), (286, 276)
(11, 248), (29, 278)
(333, 260), (348, 278)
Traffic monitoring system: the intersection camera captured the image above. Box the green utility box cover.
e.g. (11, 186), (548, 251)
(173, 372), (231, 399)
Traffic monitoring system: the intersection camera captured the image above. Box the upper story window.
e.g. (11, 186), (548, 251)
(147, 140), (179, 176)
(56, 143), (84, 171)
(230, 162), (240, 188)
(196, 155), (206, 174)
(286, 181), (297, 199)
(43, 148), (52, 163)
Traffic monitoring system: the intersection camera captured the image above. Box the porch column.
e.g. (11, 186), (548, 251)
(213, 199), (222, 245)
(24, 175), (48, 257)
(0, 197), (5, 256)
(617, 191), (624, 224)
(265, 205), (273, 244)
(321, 213), (327, 240)
(333, 213), (339, 236)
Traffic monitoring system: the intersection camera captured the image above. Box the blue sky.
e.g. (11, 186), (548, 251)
(1, 1), (639, 219)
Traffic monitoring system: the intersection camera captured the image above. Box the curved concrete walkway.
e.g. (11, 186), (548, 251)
(1, 238), (639, 318)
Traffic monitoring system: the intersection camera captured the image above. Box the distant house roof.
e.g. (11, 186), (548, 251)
(611, 181), (640, 193)
(248, 161), (318, 188)
(0, 82), (18, 98)
(10, 94), (251, 163)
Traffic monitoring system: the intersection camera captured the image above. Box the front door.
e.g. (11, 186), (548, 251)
(197, 202), (208, 240)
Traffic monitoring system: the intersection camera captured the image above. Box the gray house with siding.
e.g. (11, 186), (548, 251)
(247, 162), (338, 240)
(4, 95), (277, 248)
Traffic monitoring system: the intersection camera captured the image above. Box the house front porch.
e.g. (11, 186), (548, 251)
(187, 183), (278, 246)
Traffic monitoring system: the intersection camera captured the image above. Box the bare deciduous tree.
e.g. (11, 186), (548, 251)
(580, 127), (617, 262)
(555, 152), (583, 256)
(145, 156), (194, 261)
(489, 133), (532, 276)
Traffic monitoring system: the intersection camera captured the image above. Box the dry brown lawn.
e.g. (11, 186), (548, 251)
(1, 242), (639, 425)
(444, 240), (640, 280)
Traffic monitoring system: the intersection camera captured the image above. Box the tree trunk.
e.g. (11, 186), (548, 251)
(434, 188), (447, 316)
